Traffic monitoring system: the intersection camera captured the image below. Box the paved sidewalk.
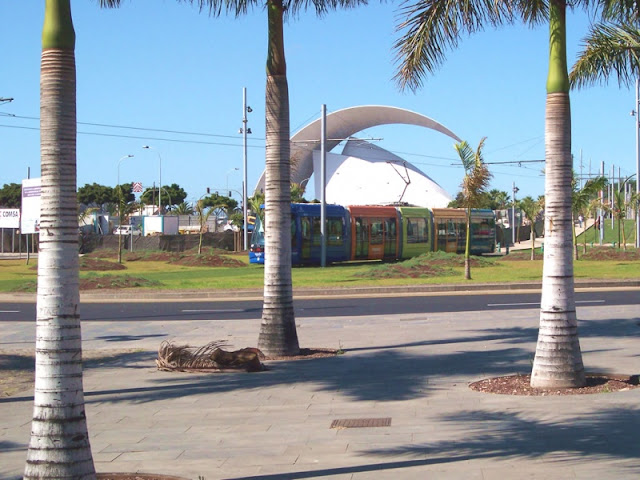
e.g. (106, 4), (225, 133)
(2, 300), (639, 479)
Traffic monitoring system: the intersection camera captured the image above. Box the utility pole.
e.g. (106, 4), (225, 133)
(241, 88), (252, 251)
(637, 79), (640, 248)
(320, 105), (327, 267)
(600, 161), (605, 245)
(512, 182), (519, 246)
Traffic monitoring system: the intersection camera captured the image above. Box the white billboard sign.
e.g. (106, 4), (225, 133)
(0, 209), (20, 228)
(21, 178), (41, 234)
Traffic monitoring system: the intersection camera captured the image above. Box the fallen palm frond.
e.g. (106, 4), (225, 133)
(156, 340), (265, 372)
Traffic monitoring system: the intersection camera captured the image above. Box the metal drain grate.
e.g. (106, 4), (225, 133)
(330, 418), (392, 429)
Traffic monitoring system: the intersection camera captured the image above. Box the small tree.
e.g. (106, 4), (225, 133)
(586, 197), (604, 250)
(195, 198), (224, 254)
(173, 202), (194, 215)
(517, 196), (542, 260)
(572, 176), (607, 259)
(607, 177), (635, 250)
(454, 137), (492, 280)
(291, 182), (307, 202)
(249, 191), (266, 222)
(115, 185), (136, 264)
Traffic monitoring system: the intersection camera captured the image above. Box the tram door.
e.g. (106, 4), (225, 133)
(446, 220), (459, 252)
(384, 217), (397, 258)
(354, 217), (369, 259)
(300, 216), (312, 260)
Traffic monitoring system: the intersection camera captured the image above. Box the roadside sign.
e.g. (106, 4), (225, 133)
(21, 178), (41, 234)
(0, 209), (20, 228)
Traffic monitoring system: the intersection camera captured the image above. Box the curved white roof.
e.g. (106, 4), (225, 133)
(254, 105), (461, 194)
(313, 139), (453, 208)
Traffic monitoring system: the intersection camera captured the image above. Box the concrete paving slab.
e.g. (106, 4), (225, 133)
(2, 303), (640, 479)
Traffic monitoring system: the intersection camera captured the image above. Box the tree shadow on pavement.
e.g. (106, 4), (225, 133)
(220, 406), (640, 480)
(360, 406), (640, 473)
(76, 346), (533, 404)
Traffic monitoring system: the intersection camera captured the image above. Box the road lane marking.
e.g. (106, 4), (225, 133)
(181, 309), (245, 313)
(0, 310), (20, 313)
(487, 300), (605, 307)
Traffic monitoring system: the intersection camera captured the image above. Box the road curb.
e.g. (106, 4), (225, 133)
(2, 279), (640, 303)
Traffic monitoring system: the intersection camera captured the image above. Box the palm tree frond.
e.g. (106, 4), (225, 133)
(393, 0), (516, 91)
(285, 0), (368, 18)
(454, 140), (474, 171)
(570, 22), (640, 89)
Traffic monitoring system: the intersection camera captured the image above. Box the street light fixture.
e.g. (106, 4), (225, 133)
(117, 154), (134, 187)
(226, 167), (239, 194)
(142, 145), (162, 215)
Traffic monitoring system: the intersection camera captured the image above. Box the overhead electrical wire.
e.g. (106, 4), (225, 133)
(1, 112), (547, 173)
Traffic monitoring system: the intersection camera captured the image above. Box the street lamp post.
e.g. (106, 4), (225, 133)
(635, 79), (640, 248)
(116, 154), (133, 263)
(117, 154), (134, 187)
(142, 145), (162, 214)
(116, 154), (134, 220)
(240, 87), (252, 250)
(512, 182), (519, 245)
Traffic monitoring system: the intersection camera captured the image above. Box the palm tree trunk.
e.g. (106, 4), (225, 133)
(531, 231), (536, 261)
(118, 230), (123, 263)
(25, 1), (96, 478)
(572, 214), (579, 260)
(531, 0), (585, 389)
(257, 0), (300, 356)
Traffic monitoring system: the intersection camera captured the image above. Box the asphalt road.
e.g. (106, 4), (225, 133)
(2, 289), (639, 322)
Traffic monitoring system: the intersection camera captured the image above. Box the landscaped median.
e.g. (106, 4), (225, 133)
(1, 247), (640, 294)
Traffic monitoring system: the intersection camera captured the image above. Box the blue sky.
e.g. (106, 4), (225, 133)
(1, 1), (637, 205)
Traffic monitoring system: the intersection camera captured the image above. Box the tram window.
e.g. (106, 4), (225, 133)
(387, 219), (396, 238)
(301, 217), (311, 238)
(370, 220), (383, 244)
(407, 217), (428, 243)
(312, 217), (321, 246)
(328, 218), (343, 246)
(448, 220), (456, 236)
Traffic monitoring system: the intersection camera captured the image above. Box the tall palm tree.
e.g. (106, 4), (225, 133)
(186, 0), (365, 355)
(394, 1), (633, 388)
(25, 1), (97, 478)
(454, 137), (492, 280)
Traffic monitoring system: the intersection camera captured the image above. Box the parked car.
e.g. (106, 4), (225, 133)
(113, 225), (141, 236)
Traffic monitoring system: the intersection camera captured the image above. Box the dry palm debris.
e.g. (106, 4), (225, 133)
(156, 340), (265, 373)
